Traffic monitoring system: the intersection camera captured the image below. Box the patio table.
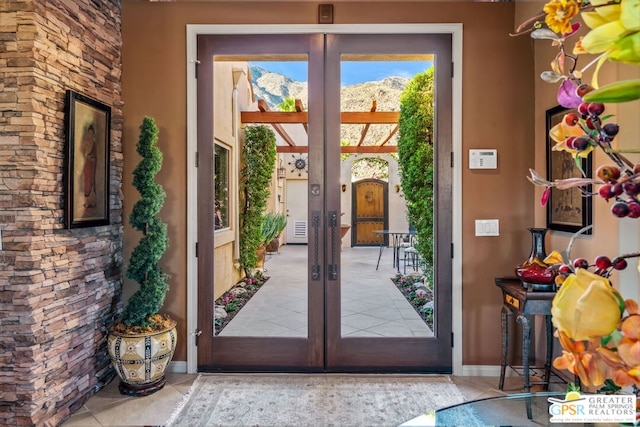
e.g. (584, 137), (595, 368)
(373, 230), (414, 270)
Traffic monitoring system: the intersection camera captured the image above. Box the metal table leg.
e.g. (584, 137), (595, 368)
(517, 314), (533, 419)
(544, 314), (553, 391)
(499, 305), (511, 390)
(376, 237), (384, 270)
(392, 234), (399, 270)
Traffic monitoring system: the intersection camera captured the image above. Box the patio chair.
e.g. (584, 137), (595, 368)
(402, 246), (422, 274)
(400, 227), (422, 274)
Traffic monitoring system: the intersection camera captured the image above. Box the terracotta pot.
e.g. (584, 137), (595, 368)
(107, 319), (177, 396)
(266, 237), (279, 253)
(255, 246), (266, 268)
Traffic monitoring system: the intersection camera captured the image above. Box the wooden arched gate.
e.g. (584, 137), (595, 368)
(351, 179), (388, 246)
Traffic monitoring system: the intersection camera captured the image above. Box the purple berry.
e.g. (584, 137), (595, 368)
(612, 257), (628, 270)
(602, 123), (619, 137)
(622, 181), (640, 196)
(588, 102), (605, 116)
(629, 202), (640, 218)
(612, 201), (630, 217)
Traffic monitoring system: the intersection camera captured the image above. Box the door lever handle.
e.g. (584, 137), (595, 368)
(328, 211), (338, 280)
(312, 211), (321, 281)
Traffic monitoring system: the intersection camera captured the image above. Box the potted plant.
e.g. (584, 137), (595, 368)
(239, 125), (276, 275)
(107, 117), (176, 396)
(262, 212), (287, 254)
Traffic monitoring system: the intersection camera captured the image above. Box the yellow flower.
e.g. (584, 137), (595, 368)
(544, 0), (581, 34)
(581, 0), (640, 63)
(548, 117), (594, 158)
(552, 268), (623, 341)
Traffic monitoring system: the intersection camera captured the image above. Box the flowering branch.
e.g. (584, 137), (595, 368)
(514, 0), (640, 394)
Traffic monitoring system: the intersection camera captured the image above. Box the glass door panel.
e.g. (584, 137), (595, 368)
(213, 59), (309, 339)
(325, 34), (453, 371)
(197, 34), (324, 370)
(339, 57), (434, 339)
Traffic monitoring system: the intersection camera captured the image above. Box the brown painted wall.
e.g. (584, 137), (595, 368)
(121, 1), (536, 365)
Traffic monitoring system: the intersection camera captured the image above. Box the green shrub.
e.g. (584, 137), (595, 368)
(260, 212), (287, 246)
(397, 68), (434, 266)
(122, 117), (169, 328)
(238, 125), (276, 276)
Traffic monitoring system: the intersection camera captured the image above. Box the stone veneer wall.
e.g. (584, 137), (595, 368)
(0, 0), (123, 425)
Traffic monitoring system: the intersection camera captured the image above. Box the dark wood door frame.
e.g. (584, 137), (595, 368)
(196, 33), (453, 373)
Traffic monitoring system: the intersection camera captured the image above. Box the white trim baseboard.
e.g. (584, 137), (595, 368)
(168, 360), (188, 374)
(461, 365), (518, 377)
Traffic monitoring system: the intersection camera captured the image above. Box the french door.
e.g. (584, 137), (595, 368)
(196, 33), (452, 372)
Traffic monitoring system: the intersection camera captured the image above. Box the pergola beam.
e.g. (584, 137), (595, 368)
(379, 124), (399, 146)
(357, 100), (377, 147)
(295, 99), (308, 133)
(240, 111), (399, 124)
(277, 146), (397, 153)
(257, 100), (296, 146)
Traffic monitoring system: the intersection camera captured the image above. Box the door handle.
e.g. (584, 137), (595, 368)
(312, 211), (321, 281)
(328, 211), (338, 280)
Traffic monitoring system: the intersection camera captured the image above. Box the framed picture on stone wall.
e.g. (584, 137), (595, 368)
(64, 90), (111, 229)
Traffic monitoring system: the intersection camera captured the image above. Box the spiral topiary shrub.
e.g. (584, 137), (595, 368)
(121, 116), (170, 329)
(107, 117), (175, 396)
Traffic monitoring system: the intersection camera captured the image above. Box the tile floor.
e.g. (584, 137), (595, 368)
(219, 245), (431, 337)
(62, 373), (563, 426)
(62, 243), (564, 426)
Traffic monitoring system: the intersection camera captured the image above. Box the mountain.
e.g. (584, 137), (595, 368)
(250, 66), (308, 108)
(249, 66), (411, 146)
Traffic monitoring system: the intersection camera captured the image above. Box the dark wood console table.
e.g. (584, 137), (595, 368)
(495, 277), (556, 417)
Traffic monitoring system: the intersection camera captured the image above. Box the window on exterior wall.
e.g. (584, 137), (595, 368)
(214, 143), (229, 230)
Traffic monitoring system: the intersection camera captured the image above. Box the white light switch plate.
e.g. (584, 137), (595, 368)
(475, 219), (499, 236)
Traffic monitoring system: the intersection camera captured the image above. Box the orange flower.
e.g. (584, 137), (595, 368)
(572, 36), (588, 55)
(554, 330), (611, 387)
(617, 337), (640, 367)
(621, 314), (640, 339)
(544, 0), (581, 34)
(592, 316), (640, 387)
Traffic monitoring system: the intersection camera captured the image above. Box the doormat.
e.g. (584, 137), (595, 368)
(165, 374), (466, 427)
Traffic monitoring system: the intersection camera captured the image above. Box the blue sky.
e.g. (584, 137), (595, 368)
(250, 61), (433, 85)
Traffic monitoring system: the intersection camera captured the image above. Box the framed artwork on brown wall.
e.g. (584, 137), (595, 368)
(64, 90), (111, 229)
(545, 105), (592, 234)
